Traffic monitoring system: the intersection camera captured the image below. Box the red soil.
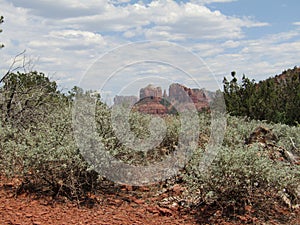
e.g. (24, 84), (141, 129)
(0, 177), (197, 225)
(0, 177), (299, 225)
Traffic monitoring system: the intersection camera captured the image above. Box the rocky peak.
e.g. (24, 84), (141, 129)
(140, 84), (162, 101)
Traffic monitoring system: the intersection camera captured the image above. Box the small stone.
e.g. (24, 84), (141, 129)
(157, 206), (173, 216)
(139, 186), (150, 192)
(134, 199), (145, 205)
(172, 184), (184, 194)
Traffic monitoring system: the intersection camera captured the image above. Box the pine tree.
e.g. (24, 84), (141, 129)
(223, 68), (300, 125)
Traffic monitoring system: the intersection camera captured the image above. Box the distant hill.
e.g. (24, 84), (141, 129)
(274, 67), (300, 84)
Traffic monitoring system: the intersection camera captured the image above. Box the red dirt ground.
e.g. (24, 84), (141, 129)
(0, 176), (299, 225)
(0, 185), (196, 224)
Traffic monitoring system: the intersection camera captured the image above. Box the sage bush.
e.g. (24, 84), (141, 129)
(0, 104), (99, 200)
(185, 116), (300, 217)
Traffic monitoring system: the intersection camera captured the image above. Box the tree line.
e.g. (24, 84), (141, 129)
(223, 67), (300, 125)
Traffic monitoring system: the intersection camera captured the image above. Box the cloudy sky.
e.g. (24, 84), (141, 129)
(0, 0), (300, 97)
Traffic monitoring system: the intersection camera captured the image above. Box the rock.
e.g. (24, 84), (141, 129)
(121, 185), (133, 191)
(156, 206), (173, 216)
(279, 190), (300, 209)
(163, 89), (168, 99)
(169, 83), (209, 104)
(138, 186), (150, 192)
(246, 126), (300, 165)
(280, 148), (299, 164)
(245, 126), (277, 146)
(169, 83), (210, 112)
(140, 84), (162, 100)
(33, 221), (43, 225)
(134, 98), (168, 115)
(146, 206), (160, 214)
(117, 83), (211, 115)
(172, 184), (185, 195)
(133, 199), (145, 205)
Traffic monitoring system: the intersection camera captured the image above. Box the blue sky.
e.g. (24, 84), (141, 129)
(0, 0), (300, 97)
(208, 0), (300, 37)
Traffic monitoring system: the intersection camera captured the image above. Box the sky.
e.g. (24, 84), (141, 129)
(0, 0), (300, 98)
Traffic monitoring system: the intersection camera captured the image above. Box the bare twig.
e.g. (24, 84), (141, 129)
(0, 50), (31, 83)
(290, 137), (297, 150)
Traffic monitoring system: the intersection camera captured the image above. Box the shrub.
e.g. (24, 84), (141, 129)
(94, 103), (182, 166)
(0, 83), (100, 200)
(184, 116), (300, 220)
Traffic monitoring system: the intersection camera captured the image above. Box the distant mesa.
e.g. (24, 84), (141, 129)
(113, 83), (211, 115)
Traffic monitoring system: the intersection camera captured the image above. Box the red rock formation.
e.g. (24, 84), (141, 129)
(140, 84), (162, 101)
(163, 89), (167, 99)
(119, 83), (211, 115)
(133, 96), (168, 115)
(169, 83), (210, 111)
(134, 100), (168, 115)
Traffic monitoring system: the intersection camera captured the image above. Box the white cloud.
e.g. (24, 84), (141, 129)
(0, 0), (298, 92)
(222, 40), (240, 48)
(204, 29), (300, 84)
(293, 22), (300, 26)
(48, 30), (106, 46)
(109, 0), (132, 4)
(135, 2), (267, 41)
(7, 0), (108, 19)
(191, 0), (237, 4)
(6, 0), (267, 41)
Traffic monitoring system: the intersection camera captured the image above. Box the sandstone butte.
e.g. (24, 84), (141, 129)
(114, 83), (211, 115)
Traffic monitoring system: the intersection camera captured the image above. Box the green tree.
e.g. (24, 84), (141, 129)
(0, 71), (67, 128)
(223, 68), (300, 125)
(240, 74), (256, 116)
(223, 71), (245, 116)
(67, 86), (84, 100)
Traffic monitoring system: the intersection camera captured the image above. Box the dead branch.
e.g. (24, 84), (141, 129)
(290, 137), (298, 150)
(0, 50), (34, 83)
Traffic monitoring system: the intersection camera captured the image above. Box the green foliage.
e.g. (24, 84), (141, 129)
(0, 73), (99, 200)
(0, 106), (100, 200)
(67, 85), (84, 101)
(185, 116), (300, 218)
(0, 68), (299, 223)
(187, 145), (300, 217)
(223, 67), (300, 125)
(94, 104), (182, 166)
(0, 71), (67, 128)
